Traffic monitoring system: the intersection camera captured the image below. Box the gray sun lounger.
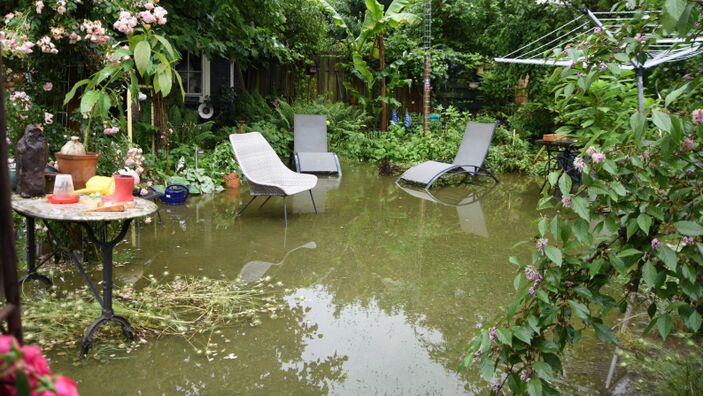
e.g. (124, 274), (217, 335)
(230, 132), (318, 226)
(397, 121), (498, 189)
(293, 114), (342, 175)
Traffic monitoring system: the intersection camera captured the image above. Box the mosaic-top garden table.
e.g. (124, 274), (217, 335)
(11, 195), (157, 357)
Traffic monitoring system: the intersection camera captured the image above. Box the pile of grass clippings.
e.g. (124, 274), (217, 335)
(21, 275), (285, 361)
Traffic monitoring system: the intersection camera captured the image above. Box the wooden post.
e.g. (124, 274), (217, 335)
(126, 89), (133, 144)
(379, 33), (388, 132)
(423, 54), (430, 134)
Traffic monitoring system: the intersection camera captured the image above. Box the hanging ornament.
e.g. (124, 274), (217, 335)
(391, 109), (398, 125)
(404, 110), (411, 129)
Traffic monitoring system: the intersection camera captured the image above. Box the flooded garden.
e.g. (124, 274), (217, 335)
(21, 165), (614, 394)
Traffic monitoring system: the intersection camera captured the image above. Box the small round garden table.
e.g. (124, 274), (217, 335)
(11, 195), (157, 357)
(534, 138), (580, 193)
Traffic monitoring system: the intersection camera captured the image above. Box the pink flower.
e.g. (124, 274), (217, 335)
(35, 1), (44, 14)
(692, 109), (703, 124)
(0, 335), (17, 353)
(144, 3), (155, 10)
(139, 11), (156, 25)
(593, 27), (602, 34)
(44, 112), (54, 125)
(635, 33), (647, 44)
(55, 376), (79, 396)
(68, 32), (81, 44)
(127, 148), (138, 157)
(536, 238), (548, 253)
(124, 158), (135, 167)
(57, 5), (66, 15)
(682, 236), (695, 246)
(599, 62), (608, 71)
(591, 152), (606, 164)
(153, 7), (168, 24)
(140, 188), (148, 196)
(42, 82), (53, 92)
(144, 217), (152, 225)
(21, 345), (51, 376)
(586, 146), (597, 156)
(651, 239), (661, 250)
(573, 156), (586, 172)
(561, 195), (572, 208)
(681, 137), (695, 152)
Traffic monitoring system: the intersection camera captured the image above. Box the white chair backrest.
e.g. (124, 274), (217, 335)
(453, 122), (497, 166)
(229, 132), (286, 184)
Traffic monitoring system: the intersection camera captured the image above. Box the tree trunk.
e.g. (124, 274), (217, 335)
(379, 33), (388, 132)
(0, 53), (23, 342)
(233, 60), (247, 94)
(152, 91), (169, 149)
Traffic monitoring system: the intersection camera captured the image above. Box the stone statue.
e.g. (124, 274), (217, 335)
(15, 124), (48, 198)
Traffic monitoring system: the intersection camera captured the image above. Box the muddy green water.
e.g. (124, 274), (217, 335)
(47, 163), (617, 395)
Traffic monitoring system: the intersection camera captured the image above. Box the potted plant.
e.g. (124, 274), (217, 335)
(55, 136), (100, 189)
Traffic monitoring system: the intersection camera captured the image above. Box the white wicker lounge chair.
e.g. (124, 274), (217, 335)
(293, 115), (342, 175)
(230, 132), (318, 225)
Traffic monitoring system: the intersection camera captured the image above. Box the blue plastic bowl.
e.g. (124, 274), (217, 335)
(160, 184), (189, 205)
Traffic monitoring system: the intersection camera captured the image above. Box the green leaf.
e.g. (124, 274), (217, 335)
(637, 213), (652, 235)
(79, 90), (100, 114)
(513, 326), (533, 344)
(673, 221), (702, 236)
(480, 355), (495, 381)
(15, 371), (30, 396)
(497, 328), (512, 347)
(538, 217), (548, 237)
(543, 353), (563, 375)
(656, 246), (678, 271)
(64, 79), (89, 105)
(573, 219), (591, 244)
(548, 171), (559, 187)
(630, 112), (646, 143)
(642, 261), (657, 288)
(534, 361), (554, 382)
(656, 314), (673, 340)
(158, 70), (173, 97)
(593, 322), (618, 344)
(544, 246), (562, 266)
(652, 110), (672, 132)
(665, 82), (690, 107)
(572, 196), (589, 221)
(527, 377), (543, 396)
(154, 34), (177, 59)
(685, 311), (702, 332)
(537, 340), (559, 354)
(617, 248), (642, 258)
(568, 300), (590, 320)
(558, 173), (572, 196)
(134, 40), (152, 77)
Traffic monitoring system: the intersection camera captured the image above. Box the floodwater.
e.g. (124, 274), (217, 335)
(46, 163), (618, 395)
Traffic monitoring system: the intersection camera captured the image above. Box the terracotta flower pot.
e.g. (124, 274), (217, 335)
(55, 152), (100, 189)
(223, 172), (241, 189)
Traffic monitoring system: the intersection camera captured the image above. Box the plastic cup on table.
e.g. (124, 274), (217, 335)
(48, 174), (80, 204)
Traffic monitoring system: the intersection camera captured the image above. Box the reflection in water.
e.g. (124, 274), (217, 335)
(47, 163), (613, 394)
(293, 177), (341, 214)
(397, 184), (494, 238)
(282, 286), (471, 395)
(239, 242), (317, 283)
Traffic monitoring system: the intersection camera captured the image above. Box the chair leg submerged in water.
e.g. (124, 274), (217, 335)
(230, 132), (319, 227)
(236, 193), (317, 227)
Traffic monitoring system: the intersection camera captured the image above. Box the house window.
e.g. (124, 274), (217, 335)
(177, 51), (210, 99)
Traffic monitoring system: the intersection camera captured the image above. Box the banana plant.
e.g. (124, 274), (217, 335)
(64, 21), (184, 148)
(318, 0), (419, 130)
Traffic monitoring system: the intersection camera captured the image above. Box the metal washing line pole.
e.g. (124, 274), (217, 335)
(494, 8), (703, 114)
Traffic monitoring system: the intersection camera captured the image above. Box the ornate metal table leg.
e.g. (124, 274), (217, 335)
(79, 220), (134, 358)
(18, 216), (52, 288)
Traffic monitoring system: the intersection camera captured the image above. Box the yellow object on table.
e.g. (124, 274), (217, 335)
(73, 176), (115, 195)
